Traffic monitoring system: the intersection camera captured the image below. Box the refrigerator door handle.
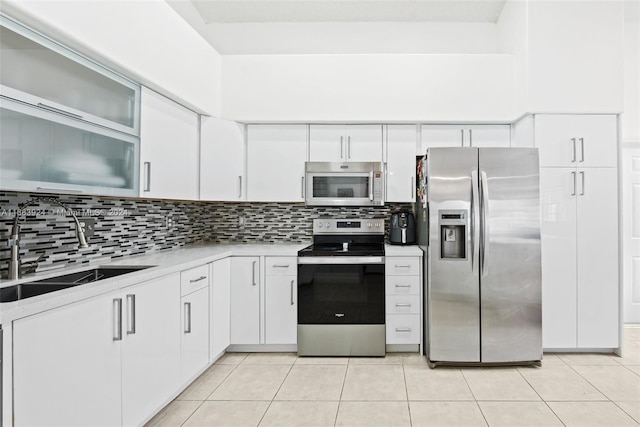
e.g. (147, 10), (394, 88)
(471, 170), (480, 272)
(480, 170), (490, 277)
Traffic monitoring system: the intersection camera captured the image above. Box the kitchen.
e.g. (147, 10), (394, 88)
(0, 0), (639, 426)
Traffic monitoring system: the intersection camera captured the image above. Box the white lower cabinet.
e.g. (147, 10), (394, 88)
(385, 256), (422, 346)
(541, 166), (619, 349)
(180, 265), (210, 382)
(265, 257), (297, 345)
(12, 273), (181, 427)
(230, 257), (261, 344)
(210, 258), (231, 360)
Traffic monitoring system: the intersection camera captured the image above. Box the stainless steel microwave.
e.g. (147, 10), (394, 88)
(305, 162), (385, 206)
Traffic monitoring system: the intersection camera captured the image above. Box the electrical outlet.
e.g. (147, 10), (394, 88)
(79, 218), (95, 238)
(165, 216), (174, 229)
(238, 215), (245, 226)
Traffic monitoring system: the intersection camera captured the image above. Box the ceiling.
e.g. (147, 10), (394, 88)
(167, 0), (507, 54)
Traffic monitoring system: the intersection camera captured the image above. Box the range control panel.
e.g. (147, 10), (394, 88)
(313, 218), (385, 235)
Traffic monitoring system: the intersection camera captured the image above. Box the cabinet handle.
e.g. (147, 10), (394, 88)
(301, 176), (305, 198)
(347, 136), (351, 159)
(580, 171), (585, 196)
(252, 261), (257, 286)
(395, 284), (411, 288)
(126, 294), (136, 335)
(395, 264), (411, 268)
(369, 171), (374, 201)
(113, 298), (122, 341)
(579, 137), (585, 162)
(571, 171), (576, 196)
(272, 264), (290, 268)
(395, 328), (412, 332)
(238, 176), (242, 198)
(190, 276), (207, 283)
(37, 102), (83, 120)
(290, 279), (295, 306)
(340, 136), (344, 159)
(143, 162), (151, 192)
(395, 303), (412, 308)
(184, 302), (191, 333)
(460, 129), (464, 146)
(36, 187), (83, 194)
(469, 129), (473, 147)
(571, 138), (576, 163)
(410, 176), (414, 199)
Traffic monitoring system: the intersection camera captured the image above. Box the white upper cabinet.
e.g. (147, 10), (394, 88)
(310, 124), (382, 162)
(534, 115), (618, 168)
(420, 124), (510, 153)
(0, 17), (140, 136)
(247, 124), (307, 202)
(386, 125), (417, 203)
(139, 88), (199, 200)
(200, 117), (247, 201)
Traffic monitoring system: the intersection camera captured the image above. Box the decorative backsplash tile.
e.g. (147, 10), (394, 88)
(0, 191), (413, 277)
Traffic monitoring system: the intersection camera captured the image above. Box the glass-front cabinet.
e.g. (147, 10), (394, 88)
(0, 14), (141, 196)
(0, 98), (139, 196)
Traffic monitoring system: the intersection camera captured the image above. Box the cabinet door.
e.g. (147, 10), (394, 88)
(386, 125), (417, 202)
(576, 168), (619, 347)
(468, 125), (511, 148)
(181, 287), (210, 382)
(200, 116), (246, 201)
(420, 125), (465, 152)
(265, 275), (297, 345)
(211, 258), (231, 359)
(535, 114), (617, 168)
(572, 115), (617, 168)
(13, 292), (122, 427)
(140, 87), (199, 200)
(230, 257), (261, 344)
(309, 125), (345, 161)
(540, 167), (578, 348)
(121, 274), (181, 427)
(247, 124), (307, 201)
(345, 125), (383, 161)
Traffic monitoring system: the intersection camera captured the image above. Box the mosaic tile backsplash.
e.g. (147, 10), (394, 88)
(0, 191), (413, 277)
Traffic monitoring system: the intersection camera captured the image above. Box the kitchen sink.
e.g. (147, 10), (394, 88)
(0, 265), (154, 303)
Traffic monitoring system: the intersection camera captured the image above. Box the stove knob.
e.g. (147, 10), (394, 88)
(325, 222), (331, 229)
(367, 222), (372, 228)
(318, 223), (323, 228)
(375, 222), (381, 228)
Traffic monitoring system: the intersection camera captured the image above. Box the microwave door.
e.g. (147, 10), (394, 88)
(307, 173), (372, 206)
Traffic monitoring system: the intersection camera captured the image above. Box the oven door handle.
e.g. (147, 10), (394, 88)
(298, 256), (385, 265)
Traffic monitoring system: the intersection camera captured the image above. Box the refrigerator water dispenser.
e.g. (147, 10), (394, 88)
(439, 210), (467, 259)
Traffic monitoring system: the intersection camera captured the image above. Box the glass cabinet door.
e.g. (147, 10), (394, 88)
(0, 98), (139, 196)
(0, 16), (140, 136)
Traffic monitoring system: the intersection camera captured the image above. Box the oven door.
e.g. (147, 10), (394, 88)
(305, 172), (382, 206)
(297, 256), (385, 325)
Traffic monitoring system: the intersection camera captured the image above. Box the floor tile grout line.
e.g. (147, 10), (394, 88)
(564, 362), (618, 404)
(334, 360), (351, 426)
(611, 401), (640, 425)
(401, 363), (413, 427)
(178, 399), (207, 427)
(255, 359), (297, 427)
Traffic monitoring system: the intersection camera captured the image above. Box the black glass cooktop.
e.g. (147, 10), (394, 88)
(298, 243), (385, 257)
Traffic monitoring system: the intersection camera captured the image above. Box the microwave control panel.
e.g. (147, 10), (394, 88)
(373, 171), (384, 203)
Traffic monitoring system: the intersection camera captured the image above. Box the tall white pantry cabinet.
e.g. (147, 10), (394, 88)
(534, 114), (619, 350)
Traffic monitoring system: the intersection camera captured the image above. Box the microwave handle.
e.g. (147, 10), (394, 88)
(369, 171), (374, 201)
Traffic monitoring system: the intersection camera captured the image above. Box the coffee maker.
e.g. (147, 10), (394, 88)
(389, 211), (416, 245)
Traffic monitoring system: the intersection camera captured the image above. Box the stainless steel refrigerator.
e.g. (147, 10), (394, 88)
(416, 147), (542, 366)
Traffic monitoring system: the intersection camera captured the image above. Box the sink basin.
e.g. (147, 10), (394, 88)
(0, 265), (154, 303)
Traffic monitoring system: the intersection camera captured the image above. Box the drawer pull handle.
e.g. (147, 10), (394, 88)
(189, 276), (207, 283)
(395, 328), (412, 332)
(395, 265), (411, 268)
(395, 303), (412, 307)
(395, 284), (411, 288)
(273, 264), (290, 268)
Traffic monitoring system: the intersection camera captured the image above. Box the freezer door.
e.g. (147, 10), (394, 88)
(427, 148), (480, 362)
(479, 148), (542, 363)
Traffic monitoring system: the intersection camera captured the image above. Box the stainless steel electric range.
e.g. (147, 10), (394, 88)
(297, 217), (385, 357)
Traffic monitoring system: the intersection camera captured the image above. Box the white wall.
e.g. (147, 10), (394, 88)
(0, 0), (221, 116)
(497, 0), (528, 118)
(222, 54), (514, 122)
(623, 3), (640, 141)
(527, 0), (624, 113)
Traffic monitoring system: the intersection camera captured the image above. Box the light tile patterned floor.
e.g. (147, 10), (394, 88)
(147, 326), (640, 427)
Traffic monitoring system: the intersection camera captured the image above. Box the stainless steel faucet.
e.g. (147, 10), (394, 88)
(8, 197), (89, 280)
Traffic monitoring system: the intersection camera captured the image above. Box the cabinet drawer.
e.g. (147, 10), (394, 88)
(385, 257), (420, 276)
(386, 295), (421, 315)
(180, 264), (209, 296)
(385, 275), (421, 295)
(265, 257), (297, 276)
(386, 314), (421, 344)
